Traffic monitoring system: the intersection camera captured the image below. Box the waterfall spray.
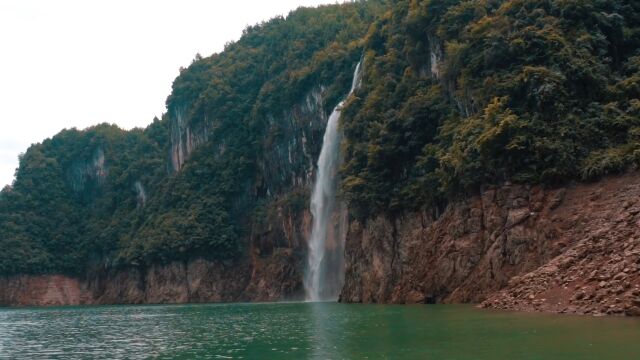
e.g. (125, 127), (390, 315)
(305, 62), (362, 302)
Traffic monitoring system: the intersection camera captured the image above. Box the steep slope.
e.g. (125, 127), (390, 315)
(335, 0), (640, 315)
(341, 172), (640, 317)
(0, 2), (384, 305)
(1, 0), (640, 315)
(341, 0), (640, 219)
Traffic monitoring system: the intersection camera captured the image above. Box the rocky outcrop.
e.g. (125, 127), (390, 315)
(480, 172), (640, 316)
(0, 275), (89, 306)
(341, 171), (640, 316)
(0, 256), (300, 307)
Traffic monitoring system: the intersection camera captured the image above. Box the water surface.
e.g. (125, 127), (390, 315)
(1, 303), (639, 359)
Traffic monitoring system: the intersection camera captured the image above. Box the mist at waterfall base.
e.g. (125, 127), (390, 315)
(304, 62), (362, 302)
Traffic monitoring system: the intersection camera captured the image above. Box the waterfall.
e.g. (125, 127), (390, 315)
(134, 181), (147, 207)
(305, 62), (362, 302)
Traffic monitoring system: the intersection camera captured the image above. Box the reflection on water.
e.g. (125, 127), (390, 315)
(308, 302), (351, 358)
(1, 303), (639, 359)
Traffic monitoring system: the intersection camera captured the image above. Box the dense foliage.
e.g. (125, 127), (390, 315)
(1, 0), (638, 275)
(341, 0), (640, 218)
(0, 122), (168, 274)
(0, 1), (382, 275)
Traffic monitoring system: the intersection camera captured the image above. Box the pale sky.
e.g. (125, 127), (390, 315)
(0, 0), (339, 187)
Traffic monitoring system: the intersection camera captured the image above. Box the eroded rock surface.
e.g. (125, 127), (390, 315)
(481, 173), (640, 316)
(4, 172), (640, 316)
(341, 172), (640, 316)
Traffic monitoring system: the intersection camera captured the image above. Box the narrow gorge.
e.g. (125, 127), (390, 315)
(1, 0), (639, 319)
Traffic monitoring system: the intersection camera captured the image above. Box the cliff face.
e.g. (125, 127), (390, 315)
(0, 261), (244, 306)
(2, 1), (638, 313)
(257, 87), (327, 196)
(169, 106), (210, 172)
(0, 207), (310, 307)
(0, 86), (323, 307)
(4, 171), (640, 314)
(340, 172), (640, 315)
(341, 182), (565, 304)
(0, 275), (89, 307)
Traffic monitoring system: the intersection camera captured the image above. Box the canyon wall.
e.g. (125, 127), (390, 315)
(341, 172), (640, 316)
(0, 85), (326, 308)
(5, 79), (640, 312)
(3, 171), (640, 316)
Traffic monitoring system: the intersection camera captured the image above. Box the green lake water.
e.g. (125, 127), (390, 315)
(1, 302), (639, 359)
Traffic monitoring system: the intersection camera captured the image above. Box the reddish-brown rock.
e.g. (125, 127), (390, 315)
(0, 275), (88, 306)
(4, 171), (640, 317)
(341, 172), (640, 316)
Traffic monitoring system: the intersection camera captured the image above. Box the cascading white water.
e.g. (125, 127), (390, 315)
(305, 62), (362, 302)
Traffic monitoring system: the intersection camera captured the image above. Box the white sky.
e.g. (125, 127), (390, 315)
(0, 0), (339, 187)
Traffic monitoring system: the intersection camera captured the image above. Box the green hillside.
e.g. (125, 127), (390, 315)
(1, 0), (638, 276)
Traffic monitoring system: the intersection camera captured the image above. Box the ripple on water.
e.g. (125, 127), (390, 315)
(1, 303), (640, 359)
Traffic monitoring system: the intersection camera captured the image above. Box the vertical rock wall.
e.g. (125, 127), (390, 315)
(341, 172), (640, 316)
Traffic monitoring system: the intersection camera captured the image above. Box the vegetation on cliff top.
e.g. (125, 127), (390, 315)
(0, 0), (638, 275)
(341, 0), (640, 218)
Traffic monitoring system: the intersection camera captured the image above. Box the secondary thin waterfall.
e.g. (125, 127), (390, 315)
(305, 62), (362, 302)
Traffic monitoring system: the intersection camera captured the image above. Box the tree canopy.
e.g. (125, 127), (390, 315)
(341, 0), (640, 218)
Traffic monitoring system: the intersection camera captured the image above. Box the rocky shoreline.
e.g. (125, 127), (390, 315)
(479, 173), (640, 316)
(481, 219), (640, 316)
(342, 171), (640, 317)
